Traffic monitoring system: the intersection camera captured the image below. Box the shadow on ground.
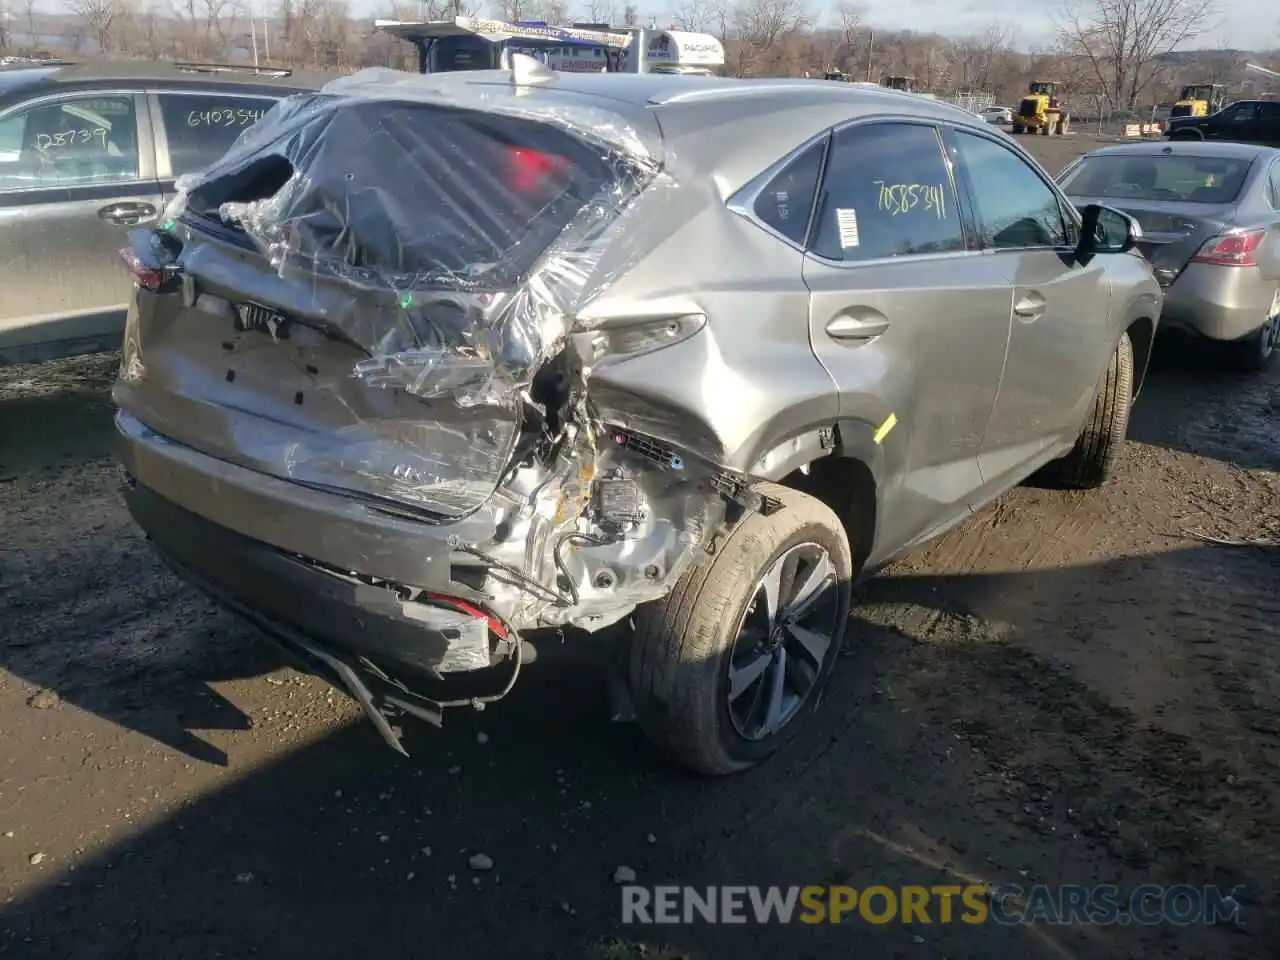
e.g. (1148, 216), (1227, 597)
(2, 546), (1275, 960)
(1127, 336), (1279, 473)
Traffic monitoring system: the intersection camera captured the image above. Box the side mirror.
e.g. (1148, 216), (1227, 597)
(1076, 203), (1142, 259)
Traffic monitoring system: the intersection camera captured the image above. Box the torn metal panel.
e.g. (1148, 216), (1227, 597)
(118, 66), (774, 638)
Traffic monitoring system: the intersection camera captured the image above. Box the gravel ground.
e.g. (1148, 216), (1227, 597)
(1, 134), (1278, 960)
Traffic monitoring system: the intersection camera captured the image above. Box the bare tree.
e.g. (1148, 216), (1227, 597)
(671, 0), (714, 32)
(1057, 0), (1219, 111)
(952, 22), (1014, 91)
(20, 0), (38, 47)
(66, 0), (119, 52)
(580, 0), (616, 24)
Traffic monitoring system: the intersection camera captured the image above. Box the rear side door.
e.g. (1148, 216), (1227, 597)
(800, 120), (1013, 552)
(945, 127), (1115, 486)
(0, 89), (162, 364)
(147, 89), (281, 205)
(1260, 102), (1280, 148)
(1207, 102), (1262, 144)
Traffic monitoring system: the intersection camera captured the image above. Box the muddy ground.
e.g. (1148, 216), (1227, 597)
(1, 135), (1278, 960)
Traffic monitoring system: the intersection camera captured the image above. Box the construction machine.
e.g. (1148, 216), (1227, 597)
(881, 75), (915, 92)
(1012, 80), (1071, 136)
(1170, 83), (1225, 118)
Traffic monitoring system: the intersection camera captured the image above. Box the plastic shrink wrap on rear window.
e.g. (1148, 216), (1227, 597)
(137, 65), (762, 631)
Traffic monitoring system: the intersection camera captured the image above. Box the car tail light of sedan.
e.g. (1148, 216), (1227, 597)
(1192, 228), (1266, 267)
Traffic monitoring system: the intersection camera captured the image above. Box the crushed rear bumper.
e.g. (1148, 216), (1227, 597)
(117, 410), (523, 752)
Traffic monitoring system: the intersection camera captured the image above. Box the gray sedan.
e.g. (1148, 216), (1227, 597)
(0, 60), (331, 367)
(1058, 141), (1280, 370)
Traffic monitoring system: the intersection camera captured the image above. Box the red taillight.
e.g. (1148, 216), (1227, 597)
(1192, 228), (1266, 267)
(118, 247), (166, 290)
(422, 591), (510, 642)
(505, 145), (570, 194)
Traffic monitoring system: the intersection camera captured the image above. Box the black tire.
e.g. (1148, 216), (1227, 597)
(628, 482), (853, 776)
(1232, 314), (1278, 373)
(1171, 129), (1202, 141)
(1045, 332), (1134, 489)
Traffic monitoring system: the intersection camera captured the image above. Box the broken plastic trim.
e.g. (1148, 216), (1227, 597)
(136, 69), (782, 635)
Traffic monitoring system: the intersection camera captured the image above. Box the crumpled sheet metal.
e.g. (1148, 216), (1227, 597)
(152, 68), (754, 631)
(166, 67), (661, 409)
(156, 67), (668, 521)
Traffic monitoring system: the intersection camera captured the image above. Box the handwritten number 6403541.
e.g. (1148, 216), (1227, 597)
(185, 108), (266, 129)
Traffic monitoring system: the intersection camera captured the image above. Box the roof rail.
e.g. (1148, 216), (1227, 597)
(169, 61), (294, 78)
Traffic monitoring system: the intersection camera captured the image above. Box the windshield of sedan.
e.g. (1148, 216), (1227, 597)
(1058, 154), (1251, 204)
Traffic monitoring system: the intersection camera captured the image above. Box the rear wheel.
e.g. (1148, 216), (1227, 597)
(1044, 332), (1134, 489)
(1233, 310), (1279, 372)
(1172, 129), (1202, 141)
(628, 483), (853, 776)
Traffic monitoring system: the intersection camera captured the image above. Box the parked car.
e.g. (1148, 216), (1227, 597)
(1058, 141), (1280, 370)
(1164, 99), (1280, 147)
(0, 60), (334, 366)
(980, 105), (1013, 124)
(114, 70), (1161, 775)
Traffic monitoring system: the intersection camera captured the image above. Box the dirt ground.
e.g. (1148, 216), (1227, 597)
(1, 134), (1278, 960)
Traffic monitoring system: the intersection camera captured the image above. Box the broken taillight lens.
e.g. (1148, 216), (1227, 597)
(118, 247), (167, 290)
(1192, 228), (1265, 267)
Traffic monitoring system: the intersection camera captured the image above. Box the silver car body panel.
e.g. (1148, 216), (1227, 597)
(0, 90), (161, 363)
(1060, 141), (1280, 342)
(113, 67), (1161, 681)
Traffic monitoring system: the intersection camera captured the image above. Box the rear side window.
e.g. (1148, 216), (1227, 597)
(159, 93), (276, 177)
(1058, 153), (1252, 204)
(1269, 161), (1280, 210)
(0, 94), (139, 190)
(752, 139), (824, 245)
(810, 122), (965, 262)
(188, 99), (651, 287)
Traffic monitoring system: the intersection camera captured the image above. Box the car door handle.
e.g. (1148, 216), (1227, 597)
(1014, 292), (1046, 320)
(826, 313), (889, 342)
(98, 202), (157, 226)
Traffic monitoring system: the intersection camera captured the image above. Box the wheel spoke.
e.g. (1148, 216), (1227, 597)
(758, 559), (785, 627)
(787, 553), (835, 621)
(786, 622), (830, 671)
(761, 647), (788, 734)
(728, 648), (772, 701)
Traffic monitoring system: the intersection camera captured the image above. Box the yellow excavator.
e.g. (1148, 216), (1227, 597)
(1170, 83), (1225, 118)
(1012, 80), (1070, 136)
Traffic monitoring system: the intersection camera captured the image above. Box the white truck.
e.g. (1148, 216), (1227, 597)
(374, 16), (725, 77)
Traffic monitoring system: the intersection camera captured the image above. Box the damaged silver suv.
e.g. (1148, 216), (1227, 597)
(113, 66), (1162, 774)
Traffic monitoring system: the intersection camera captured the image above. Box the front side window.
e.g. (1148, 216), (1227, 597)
(0, 94), (139, 190)
(952, 131), (1068, 249)
(158, 93), (276, 177)
(751, 138), (824, 245)
(1220, 103), (1257, 125)
(810, 122), (965, 262)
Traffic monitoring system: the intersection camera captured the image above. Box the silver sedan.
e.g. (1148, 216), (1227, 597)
(1058, 140), (1280, 370)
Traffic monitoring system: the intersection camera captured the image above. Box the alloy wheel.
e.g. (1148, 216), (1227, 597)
(725, 542), (841, 741)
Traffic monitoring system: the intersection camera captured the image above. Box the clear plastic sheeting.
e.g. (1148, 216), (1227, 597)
(151, 66), (663, 522)
(139, 66), (767, 631)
